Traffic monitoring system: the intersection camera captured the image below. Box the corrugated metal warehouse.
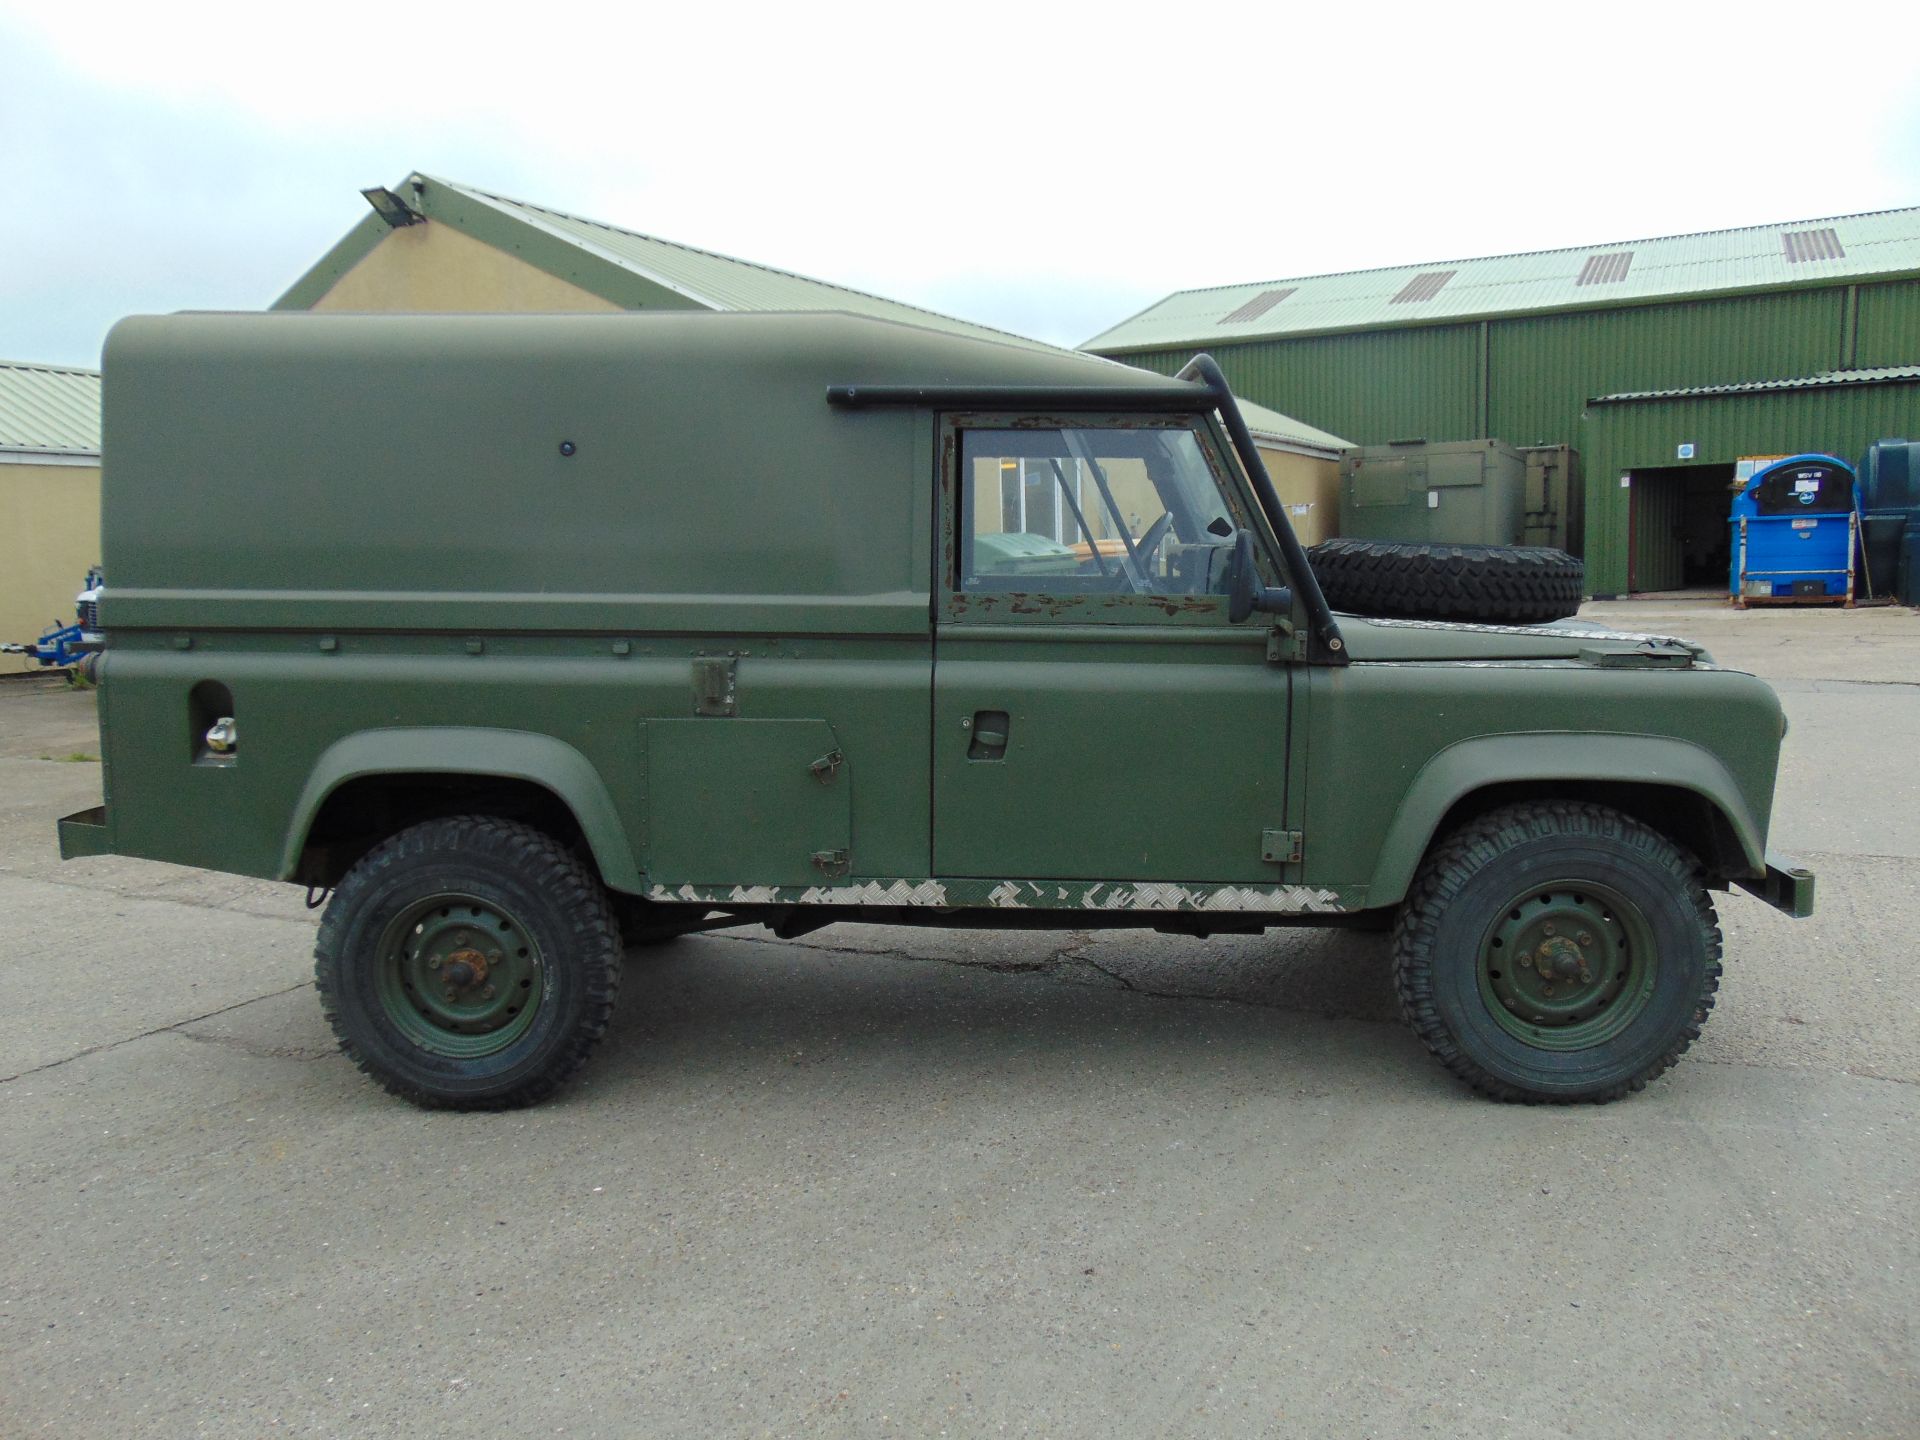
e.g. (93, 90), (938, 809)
(1085, 209), (1920, 595)
(1, 361), (100, 667)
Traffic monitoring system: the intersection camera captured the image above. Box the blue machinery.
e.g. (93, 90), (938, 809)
(1730, 456), (1861, 608)
(2, 568), (103, 669)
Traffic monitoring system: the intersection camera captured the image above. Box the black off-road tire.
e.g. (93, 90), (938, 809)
(1308, 538), (1584, 625)
(316, 816), (622, 1109)
(1392, 802), (1722, 1104)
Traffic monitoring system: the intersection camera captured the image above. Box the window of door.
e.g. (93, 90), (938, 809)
(953, 418), (1280, 604)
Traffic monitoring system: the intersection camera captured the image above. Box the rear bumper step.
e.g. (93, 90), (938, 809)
(1735, 853), (1815, 918)
(58, 806), (111, 860)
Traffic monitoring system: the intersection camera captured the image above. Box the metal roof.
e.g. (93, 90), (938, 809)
(1590, 365), (1920, 405)
(0, 360), (101, 458)
(1084, 207), (1920, 353)
(1236, 397), (1348, 455)
(281, 172), (1065, 355)
(457, 179), (1079, 351)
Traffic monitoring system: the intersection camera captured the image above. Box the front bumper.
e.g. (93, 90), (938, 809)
(58, 805), (110, 860)
(1734, 853), (1815, 918)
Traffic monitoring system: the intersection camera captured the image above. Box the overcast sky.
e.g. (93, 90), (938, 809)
(5, 1), (1918, 369)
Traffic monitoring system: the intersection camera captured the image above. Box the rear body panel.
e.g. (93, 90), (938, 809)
(96, 633), (933, 894)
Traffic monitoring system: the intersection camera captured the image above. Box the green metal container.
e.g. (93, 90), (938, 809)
(1339, 439), (1527, 546)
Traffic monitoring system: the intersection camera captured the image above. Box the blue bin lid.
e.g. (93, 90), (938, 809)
(1740, 454), (1858, 515)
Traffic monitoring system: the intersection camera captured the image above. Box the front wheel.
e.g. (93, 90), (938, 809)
(316, 816), (622, 1109)
(1392, 802), (1722, 1103)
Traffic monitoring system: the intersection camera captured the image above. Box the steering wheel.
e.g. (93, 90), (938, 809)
(1131, 513), (1173, 590)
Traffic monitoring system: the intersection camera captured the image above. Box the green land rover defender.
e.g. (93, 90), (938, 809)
(59, 311), (1813, 1109)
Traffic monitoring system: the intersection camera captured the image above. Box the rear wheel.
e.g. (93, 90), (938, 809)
(316, 816), (621, 1109)
(1392, 802), (1721, 1103)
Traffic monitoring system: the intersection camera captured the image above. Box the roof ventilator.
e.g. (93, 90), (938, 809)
(1576, 251), (1634, 285)
(1390, 270), (1457, 304)
(1219, 288), (1297, 324)
(1782, 228), (1845, 263)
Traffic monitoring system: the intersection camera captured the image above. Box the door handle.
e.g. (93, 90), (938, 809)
(967, 710), (1011, 761)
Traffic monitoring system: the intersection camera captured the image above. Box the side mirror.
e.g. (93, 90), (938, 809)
(1227, 530), (1295, 623)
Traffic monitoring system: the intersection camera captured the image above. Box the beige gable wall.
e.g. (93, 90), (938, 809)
(2, 461), (100, 670)
(1258, 447), (1341, 547)
(312, 221), (624, 313)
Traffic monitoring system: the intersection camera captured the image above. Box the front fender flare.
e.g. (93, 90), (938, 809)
(1363, 732), (1766, 907)
(280, 727), (641, 891)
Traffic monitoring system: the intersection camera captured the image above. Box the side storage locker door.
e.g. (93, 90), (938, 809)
(646, 720), (850, 886)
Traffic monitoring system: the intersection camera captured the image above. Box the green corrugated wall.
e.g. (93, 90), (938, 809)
(1121, 323), (1481, 444)
(1487, 290), (1849, 447)
(1857, 282), (1920, 367)
(1102, 278), (1920, 595)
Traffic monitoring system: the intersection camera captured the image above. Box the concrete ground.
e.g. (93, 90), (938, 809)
(1, 600), (1915, 1439)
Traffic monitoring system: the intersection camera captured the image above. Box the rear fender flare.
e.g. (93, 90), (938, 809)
(1364, 732), (1765, 907)
(280, 727), (640, 891)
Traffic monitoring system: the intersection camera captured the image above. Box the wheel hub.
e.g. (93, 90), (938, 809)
(1530, 935), (1590, 985)
(376, 896), (544, 1057)
(442, 947), (491, 990)
(1479, 883), (1656, 1050)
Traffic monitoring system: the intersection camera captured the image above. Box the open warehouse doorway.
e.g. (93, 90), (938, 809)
(1626, 464), (1738, 592)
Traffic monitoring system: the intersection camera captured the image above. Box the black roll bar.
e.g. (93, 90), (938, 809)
(1175, 354), (1346, 664)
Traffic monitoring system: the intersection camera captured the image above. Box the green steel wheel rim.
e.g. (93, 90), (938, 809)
(1476, 880), (1657, 1052)
(374, 892), (545, 1058)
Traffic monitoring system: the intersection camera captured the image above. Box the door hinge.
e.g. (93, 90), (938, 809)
(808, 749), (845, 784)
(1266, 621), (1305, 664)
(692, 655), (737, 716)
(810, 847), (850, 879)
(1261, 829), (1303, 865)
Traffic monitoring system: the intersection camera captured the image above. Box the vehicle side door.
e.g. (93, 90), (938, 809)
(931, 413), (1294, 886)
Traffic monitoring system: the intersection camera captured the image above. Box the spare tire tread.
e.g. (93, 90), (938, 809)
(1308, 538), (1584, 624)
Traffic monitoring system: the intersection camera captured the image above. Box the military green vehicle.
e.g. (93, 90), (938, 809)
(60, 312), (1813, 1110)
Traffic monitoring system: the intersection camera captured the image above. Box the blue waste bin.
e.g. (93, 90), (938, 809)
(1730, 454), (1860, 605)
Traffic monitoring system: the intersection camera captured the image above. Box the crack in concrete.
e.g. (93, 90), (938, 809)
(174, 1029), (334, 1063)
(727, 925), (1124, 981)
(723, 928), (1065, 975)
(696, 927), (1920, 1085)
(0, 863), (317, 925)
(0, 981), (317, 1085)
(1048, 931), (1096, 966)
(1691, 1055), (1919, 1087)
(1791, 847), (1920, 864)
(1077, 955), (1238, 1004)
(726, 924), (1327, 1008)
